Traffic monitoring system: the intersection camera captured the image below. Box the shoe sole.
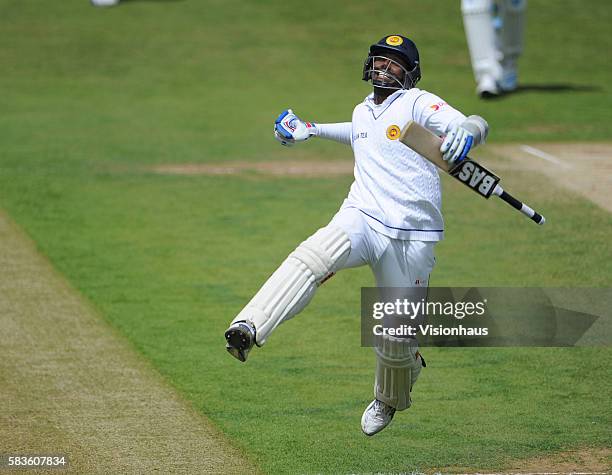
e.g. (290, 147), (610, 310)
(361, 418), (394, 437)
(224, 326), (252, 362)
(478, 90), (501, 100)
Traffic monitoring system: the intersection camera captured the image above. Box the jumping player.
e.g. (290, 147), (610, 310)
(224, 35), (489, 436)
(462, 0), (526, 98)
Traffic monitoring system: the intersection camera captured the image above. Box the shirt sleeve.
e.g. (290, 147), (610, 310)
(412, 92), (466, 137)
(313, 122), (353, 146)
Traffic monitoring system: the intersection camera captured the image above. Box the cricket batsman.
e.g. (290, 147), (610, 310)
(224, 35), (489, 436)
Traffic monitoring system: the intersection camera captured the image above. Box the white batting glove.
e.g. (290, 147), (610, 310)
(274, 109), (316, 146)
(440, 124), (474, 165)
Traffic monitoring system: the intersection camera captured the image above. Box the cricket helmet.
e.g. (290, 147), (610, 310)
(362, 35), (421, 90)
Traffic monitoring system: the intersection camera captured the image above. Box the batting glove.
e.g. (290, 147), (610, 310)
(440, 124), (474, 165)
(274, 109), (316, 146)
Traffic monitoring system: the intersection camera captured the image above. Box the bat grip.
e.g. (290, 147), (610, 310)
(493, 186), (546, 225)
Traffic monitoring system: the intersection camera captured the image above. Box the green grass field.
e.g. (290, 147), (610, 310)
(1, 0), (611, 473)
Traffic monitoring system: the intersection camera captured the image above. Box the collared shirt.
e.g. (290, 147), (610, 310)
(341, 88), (466, 241)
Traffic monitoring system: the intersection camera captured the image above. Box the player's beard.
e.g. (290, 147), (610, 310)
(373, 85), (398, 103)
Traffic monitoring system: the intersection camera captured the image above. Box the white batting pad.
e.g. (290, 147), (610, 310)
(374, 335), (422, 411)
(462, 0), (503, 83)
(232, 226), (350, 345)
(498, 0), (526, 89)
(499, 0), (526, 58)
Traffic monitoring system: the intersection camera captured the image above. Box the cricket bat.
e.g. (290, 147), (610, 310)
(399, 121), (546, 225)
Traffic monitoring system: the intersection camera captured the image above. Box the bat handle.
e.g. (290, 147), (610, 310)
(492, 185), (546, 225)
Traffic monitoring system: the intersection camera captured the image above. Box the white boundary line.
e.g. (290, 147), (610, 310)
(519, 144), (572, 169)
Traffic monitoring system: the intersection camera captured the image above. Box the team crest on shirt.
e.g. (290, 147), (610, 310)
(386, 35), (403, 46)
(386, 124), (401, 140)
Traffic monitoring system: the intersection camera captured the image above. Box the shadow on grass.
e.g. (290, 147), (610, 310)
(122, 0), (185, 3)
(516, 83), (602, 93)
(482, 83), (602, 100)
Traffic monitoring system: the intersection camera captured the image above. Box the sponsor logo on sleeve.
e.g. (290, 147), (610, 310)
(430, 101), (447, 112)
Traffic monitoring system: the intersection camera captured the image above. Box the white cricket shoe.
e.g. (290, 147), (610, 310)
(476, 74), (500, 99)
(91, 0), (120, 7)
(499, 62), (518, 93)
(224, 321), (256, 362)
(361, 399), (396, 436)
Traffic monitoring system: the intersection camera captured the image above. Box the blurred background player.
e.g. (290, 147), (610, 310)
(462, 0), (526, 98)
(225, 35), (489, 436)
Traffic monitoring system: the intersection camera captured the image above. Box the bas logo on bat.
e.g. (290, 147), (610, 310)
(399, 121), (545, 224)
(450, 160), (500, 198)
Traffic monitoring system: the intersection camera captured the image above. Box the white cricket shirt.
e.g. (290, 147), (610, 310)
(342, 88), (466, 241)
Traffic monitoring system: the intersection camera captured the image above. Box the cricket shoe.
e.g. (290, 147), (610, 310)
(90, 0), (120, 6)
(361, 399), (396, 436)
(224, 321), (256, 362)
(499, 65), (518, 93)
(476, 74), (501, 99)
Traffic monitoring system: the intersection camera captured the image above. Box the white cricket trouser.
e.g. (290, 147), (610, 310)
(330, 207), (434, 411)
(330, 207), (435, 285)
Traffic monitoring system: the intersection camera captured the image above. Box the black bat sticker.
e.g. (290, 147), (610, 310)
(449, 159), (500, 198)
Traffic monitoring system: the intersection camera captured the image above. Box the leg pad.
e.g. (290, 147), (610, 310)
(231, 226), (350, 345)
(374, 335), (423, 411)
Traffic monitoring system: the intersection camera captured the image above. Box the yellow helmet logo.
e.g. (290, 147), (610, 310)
(386, 35), (404, 46)
(386, 125), (401, 140)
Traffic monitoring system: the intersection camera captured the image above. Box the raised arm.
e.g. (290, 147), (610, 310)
(274, 109), (352, 147)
